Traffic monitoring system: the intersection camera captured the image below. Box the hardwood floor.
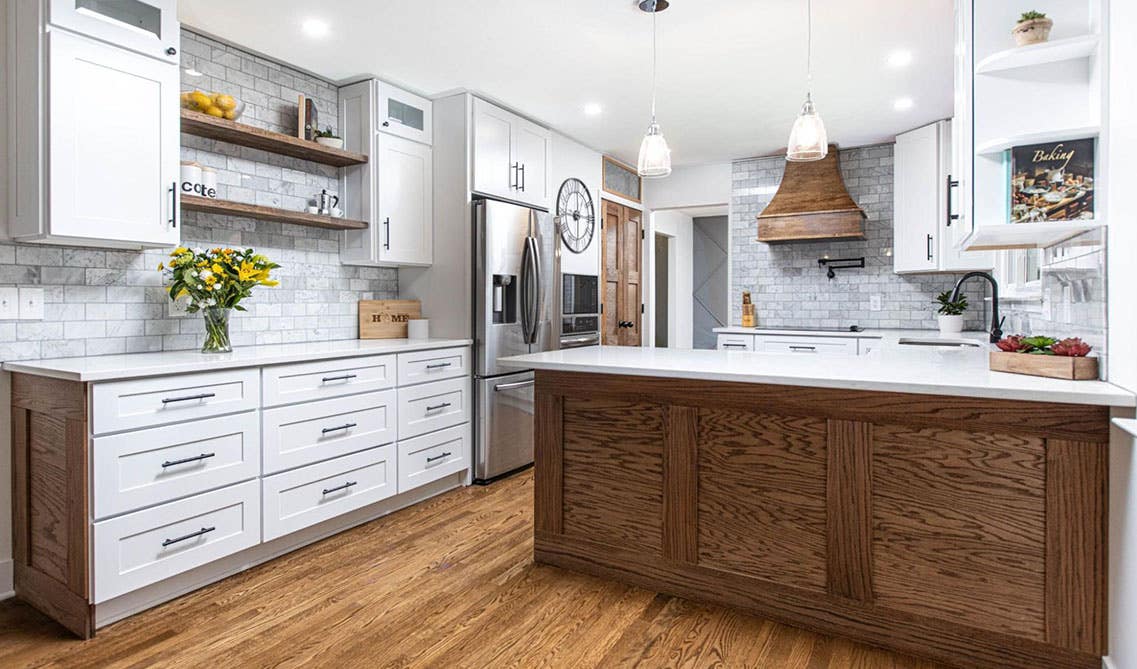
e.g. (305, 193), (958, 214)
(0, 471), (950, 668)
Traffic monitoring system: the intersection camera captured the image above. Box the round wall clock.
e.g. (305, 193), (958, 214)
(555, 178), (596, 254)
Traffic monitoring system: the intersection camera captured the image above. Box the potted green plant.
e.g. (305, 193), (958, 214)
(933, 291), (967, 336)
(314, 126), (343, 149)
(1013, 10), (1053, 46)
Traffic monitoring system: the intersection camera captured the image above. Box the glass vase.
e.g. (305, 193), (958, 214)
(201, 307), (233, 353)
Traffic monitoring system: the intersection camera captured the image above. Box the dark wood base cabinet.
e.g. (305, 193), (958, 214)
(533, 371), (1109, 669)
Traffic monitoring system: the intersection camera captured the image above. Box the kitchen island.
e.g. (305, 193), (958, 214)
(500, 344), (1134, 669)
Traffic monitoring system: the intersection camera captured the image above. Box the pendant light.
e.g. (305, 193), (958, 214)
(786, 0), (828, 161)
(637, 0), (672, 178)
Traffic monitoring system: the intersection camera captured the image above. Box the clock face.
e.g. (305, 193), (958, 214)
(555, 178), (595, 254)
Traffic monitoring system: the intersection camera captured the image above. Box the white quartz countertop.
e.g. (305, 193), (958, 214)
(499, 343), (1134, 407)
(2, 338), (473, 382)
(714, 326), (973, 340)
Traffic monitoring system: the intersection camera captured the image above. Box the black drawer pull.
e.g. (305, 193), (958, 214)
(426, 452), (452, 463)
(722, 343), (748, 349)
(162, 452), (216, 468)
(161, 392), (216, 404)
(321, 374), (358, 383)
(162, 526), (215, 547)
(789, 345), (817, 352)
(425, 362), (452, 369)
(425, 402), (452, 413)
(322, 481), (357, 495)
(321, 422), (358, 435)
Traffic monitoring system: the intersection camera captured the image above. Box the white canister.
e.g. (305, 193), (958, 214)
(407, 319), (429, 340)
(180, 161), (202, 197)
(199, 166), (218, 199)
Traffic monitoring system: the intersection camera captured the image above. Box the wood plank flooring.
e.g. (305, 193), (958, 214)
(0, 471), (951, 668)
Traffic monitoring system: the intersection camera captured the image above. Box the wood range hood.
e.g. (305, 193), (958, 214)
(757, 144), (866, 242)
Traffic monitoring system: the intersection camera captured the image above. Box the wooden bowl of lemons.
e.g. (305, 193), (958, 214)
(181, 90), (245, 121)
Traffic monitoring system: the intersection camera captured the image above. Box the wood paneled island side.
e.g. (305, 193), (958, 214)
(531, 369), (1112, 669)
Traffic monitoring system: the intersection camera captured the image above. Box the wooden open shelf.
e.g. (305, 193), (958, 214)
(180, 109), (368, 167)
(180, 194), (368, 231)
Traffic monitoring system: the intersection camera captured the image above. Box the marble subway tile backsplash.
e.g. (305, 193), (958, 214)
(730, 145), (987, 331)
(0, 30), (397, 362)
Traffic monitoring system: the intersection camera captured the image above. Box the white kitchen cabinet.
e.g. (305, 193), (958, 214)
(9, 9), (180, 248)
(893, 120), (992, 273)
(472, 97), (550, 208)
(49, 0), (180, 64)
(716, 333), (755, 351)
(339, 79), (433, 267)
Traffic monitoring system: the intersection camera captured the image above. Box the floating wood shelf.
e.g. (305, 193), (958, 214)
(976, 35), (1100, 75)
(961, 220), (1102, 251)
(180, 109), (368, 167)
(180, 195), (368, 230)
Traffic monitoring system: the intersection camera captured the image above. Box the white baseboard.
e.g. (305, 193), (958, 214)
(0, 558), (13, 600)
(94, 472), (464, 628)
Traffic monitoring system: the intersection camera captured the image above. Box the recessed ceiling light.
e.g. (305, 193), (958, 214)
(887, 49), (913, 68)
(583, 103), (603, 116)
(301, 18), (330, 38)
(893, 97), (914, 111)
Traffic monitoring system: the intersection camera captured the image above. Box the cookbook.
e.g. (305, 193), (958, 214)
(1010, 138), (1094, 223)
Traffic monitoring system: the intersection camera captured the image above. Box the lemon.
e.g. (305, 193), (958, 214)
(223, 110), (238, 120)
(190, 91), (212, 110)
(215, 94), (237, 112)
(205, 106), (225, 117)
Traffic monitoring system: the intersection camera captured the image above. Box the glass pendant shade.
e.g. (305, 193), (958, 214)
(638, 122), (672, 178)
(786, 96), (828, 162)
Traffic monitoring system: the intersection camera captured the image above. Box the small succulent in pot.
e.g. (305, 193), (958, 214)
(933, 291), (968, 336)
(314, 125), (344, 149)
(1013, 10), (1053, 46)
(1050, 337), (1093, 357)
(995, 334), (1092, 357)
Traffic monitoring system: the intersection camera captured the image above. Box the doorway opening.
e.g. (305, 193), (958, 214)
(654, 233), (670, 347)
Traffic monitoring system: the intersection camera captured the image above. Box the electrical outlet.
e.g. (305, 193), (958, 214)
(18, 287), (44, 320)
(0, 287), (18, 320)
(168, 294), (191, 317)
(869, 294), (882, 312)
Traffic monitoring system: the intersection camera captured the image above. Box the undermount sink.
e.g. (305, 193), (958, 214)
(898, 337), (983, 348)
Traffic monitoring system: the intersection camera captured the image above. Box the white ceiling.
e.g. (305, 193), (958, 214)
(179, 0), (955, 167)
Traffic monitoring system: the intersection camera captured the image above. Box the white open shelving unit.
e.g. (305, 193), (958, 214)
(961, 0), (1104, 253)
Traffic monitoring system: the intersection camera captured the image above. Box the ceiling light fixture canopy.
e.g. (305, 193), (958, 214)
(637, 0), (672, 178)
(786, 0), (827, 162)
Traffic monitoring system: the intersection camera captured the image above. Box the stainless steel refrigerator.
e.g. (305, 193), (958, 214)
(473, 198), (556, 482)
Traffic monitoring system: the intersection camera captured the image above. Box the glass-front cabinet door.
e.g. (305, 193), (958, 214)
(377, 82), (433, 145)
(50, 0), (180, 63)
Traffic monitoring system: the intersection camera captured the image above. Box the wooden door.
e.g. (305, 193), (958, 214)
(601, 200), (642, 346)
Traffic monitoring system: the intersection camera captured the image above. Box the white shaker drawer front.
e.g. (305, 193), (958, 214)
(92, 369), (260, 435)
(398, 377), (470, 439)
(262, 355), (395, 407)
(716, 334), (755, 351)
(757, 336), (858, 356)
(262, 446), (396, 541)
(397, 347), (470, 386)
(93, 411), (261, 520)
(262, 390), (397, 474)
(398, 424), (469, 494)
(92, 480), (260, 603)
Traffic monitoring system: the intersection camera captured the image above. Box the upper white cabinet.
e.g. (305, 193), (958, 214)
(893, 120), (992, 273)
(339, 79), (433, 267)
(49, 0), (180, 64)
(9, 2), (180, 248)
(472, 97), (550, 208)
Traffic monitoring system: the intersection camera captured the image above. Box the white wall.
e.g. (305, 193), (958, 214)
(549, 132), (601, 277)
(642, 162), (731, 211)
(647, 210), (693, 349)
(1105, 1), (1137, 667)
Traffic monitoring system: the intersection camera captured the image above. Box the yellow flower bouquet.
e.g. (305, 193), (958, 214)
(159, 247), (280, 352)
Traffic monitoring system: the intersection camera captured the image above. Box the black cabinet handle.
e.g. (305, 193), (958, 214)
(322, 481), (357, 495)
(926, 233), (934, 261)
(383, 217), (391, 250)
(426, 452), (452, 463)
(425, 402), (451, 413)
(161, 392), (216, 404)
(519, 164), (526, 192)
(722, 343), (748, 349)
(510, 163), (519, 189)
(169, 181), (177, 228)
(321, 422), (357, 435)
(162, 526), (215, 547)
(166, 47), (177, 56)
(321, 374), (357, 383)
(789, 345), (817, 352)
(425, 362), (452, 369)
(162, 452), (215, 468)
(946, 176), (960, 226)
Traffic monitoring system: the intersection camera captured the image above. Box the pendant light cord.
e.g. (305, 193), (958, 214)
(650, 2), (658, 122)
(806, 0), (813, 101)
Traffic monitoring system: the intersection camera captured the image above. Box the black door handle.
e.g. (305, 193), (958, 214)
(926, 234), (934, 261)
(383, 217), (391, 250)
(947, 176), (960, 226)
(169, 181), (177, 228)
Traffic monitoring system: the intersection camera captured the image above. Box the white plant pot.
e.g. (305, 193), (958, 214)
(937, 314), (964, 336)
(315, 137), (344, 149)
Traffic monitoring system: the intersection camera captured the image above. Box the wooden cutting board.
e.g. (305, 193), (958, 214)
(359, 300), (421, 339)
